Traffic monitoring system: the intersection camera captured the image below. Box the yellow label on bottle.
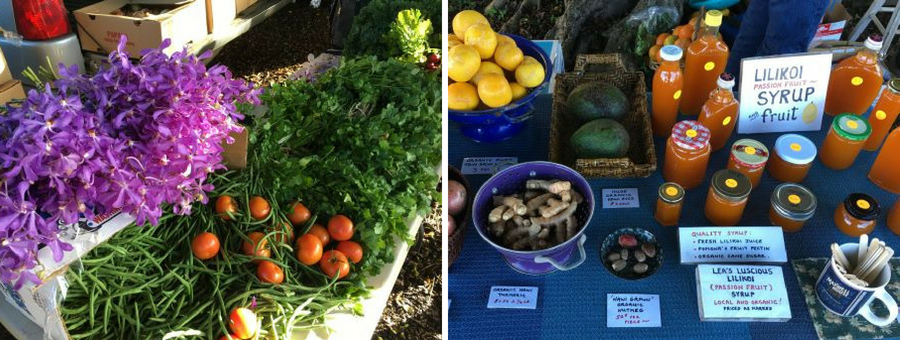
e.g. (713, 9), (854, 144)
(788, 194), (802, 205)
(686, 129), (698, 138)
(857, 199), (871, 210)
(673, 90), (682, 100)
(790, 143), (802, 152)
(723, 116), (732, 126)
(704, 62), (716, 71)
(665, 186), (679, 197)
(876, 110), (887, 120)
(848, 120), (859, 129)
(725, 179), (738, 188)
(851, 77), (864, 86)
(744, 147), (757, 155)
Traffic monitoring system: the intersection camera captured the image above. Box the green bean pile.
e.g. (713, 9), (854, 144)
(61, 170), (364, 340)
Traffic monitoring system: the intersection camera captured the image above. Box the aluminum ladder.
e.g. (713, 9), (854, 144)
(848, 0), (900, 59)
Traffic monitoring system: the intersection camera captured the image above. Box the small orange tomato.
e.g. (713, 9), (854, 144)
(295, 234), (323, 265)
(256, 260), (284, 284)
(306, 224), (330, 245)
(241, 232), (270, 263)
(228, 307), (258, 339)
(191, 232), (220, 260)
(327, 215), (354, 241)
(287, 202), (311, 226)
(269, 221), (294, 244)
(319, 250), (350, 279)
(218, 334), (240, 340)
(336, 241), (363, 264)
(215, 196), (237, 220)
(248, 196), (270, 220)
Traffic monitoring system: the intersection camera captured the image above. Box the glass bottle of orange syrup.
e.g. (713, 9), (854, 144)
(698, 73), (739, 151)
(652, 45), (684, 137)
(825, 35), (884, 116)
(679, 10), (729, 116)
(863, 78), (900, 151)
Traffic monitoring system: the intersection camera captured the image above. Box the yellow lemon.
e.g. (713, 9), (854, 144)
(471, 61), (504, 85)
(448, 34), (463, 48)
(449, 83), (480, 111)
(448, 45), (481, 82)
(497, 34), (516, 47)
(494, 43), (524, 71)
(464, 23), (498, 59)
(477, 73), (513, 108)
(510, 82), (528, 101)
(515, 56), (545, 88)
(452, 10), (490, 37)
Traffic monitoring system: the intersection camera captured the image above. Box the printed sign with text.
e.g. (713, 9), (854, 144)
(679, 227), (787, 264)
(487, 286), (538, 309)
(607, 294), (661, 328)
(461, 157), (518, 175)
(696, 264), (791, 321)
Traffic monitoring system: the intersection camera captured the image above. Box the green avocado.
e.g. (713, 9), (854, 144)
(570, 118), (630, 158)
(566, 82), (629, 122)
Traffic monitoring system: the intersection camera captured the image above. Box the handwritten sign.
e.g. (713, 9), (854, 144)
(487, 286), (538, 309)
(679, 227), (787, 264)
(696, 264), (791, 321)
(461, 157), (518, 175)
(602, 188), (639, 209)
(737, 52), (832, 134)
(606, 294), (661, 328)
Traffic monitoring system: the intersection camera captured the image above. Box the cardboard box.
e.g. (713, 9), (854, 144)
(0, 80), (25, 105)
(222, 127), (248, 169)
(0, 49), (12, 85)
(809, 3), (851, 49)
(206, 0), (236, 34)
(74, 0), (208, 57)
(235, 0), (258, 15)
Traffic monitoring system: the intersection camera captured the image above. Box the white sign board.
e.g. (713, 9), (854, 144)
(737, 52), (833, 134)
(678, 227), (787, 264)
(696, 265), (791, 322)
(487, 286), (538, 309)
(606, 294), (661, 328)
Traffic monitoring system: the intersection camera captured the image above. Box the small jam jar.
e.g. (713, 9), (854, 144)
(769, 183), (817, 232)
(655, 182), (685, 226)
(820, 114), (872, 170)
(767, 134), (817, 183)
(727, 139), (769, 188)
(705, 169), (752, 226)
(663, 121), (712, 189)
(888, 200), (900, 235)
(834, 193), (881, 237)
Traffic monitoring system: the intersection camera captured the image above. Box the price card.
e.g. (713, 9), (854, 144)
(460, 157), (518, 175)
(679, 227), (787, 264)
(487, 286), (538, 309)
(696, 264), (791, 321)
(602, 188), (639, 209)
(606, 294), (661, 328)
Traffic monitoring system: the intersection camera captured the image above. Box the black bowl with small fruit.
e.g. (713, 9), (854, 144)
(600, 227), (662, 280)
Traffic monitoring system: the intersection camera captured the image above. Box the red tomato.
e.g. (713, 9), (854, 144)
(306, 224), (330, 245)
(241, 232), (270, 263)
(269, 221), (294, 244)
(336, 241), (363, 264)
(295, 234), (323, 265)
(287, 202), (311, 226)
(191, 232), (220, 260)
(327, 215), (354, 241)
(228, 307), (258, 339)
(319, 250), (350, 279)
(256, 260), (284, 284)
(249, 196), (270, 220)
(215, 196), (237, 220)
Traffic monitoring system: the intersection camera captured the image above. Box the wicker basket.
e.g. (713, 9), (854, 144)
(448, 166), (472, 268)
(549, 54), (657, 178)
(573, 53), (627, 74)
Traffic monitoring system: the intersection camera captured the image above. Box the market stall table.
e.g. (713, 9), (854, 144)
(448, 94), (900, 339)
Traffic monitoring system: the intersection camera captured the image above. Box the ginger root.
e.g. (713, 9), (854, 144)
(489, 180), (583, 251)
(488, 205), (508, 223)
(526, 180), (571, 194)
(539, 198), (570, 218)
(494, 196), (527, 215)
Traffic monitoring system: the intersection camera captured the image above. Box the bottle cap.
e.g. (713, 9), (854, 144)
(711, 169), (752, 201)
(888, 78), (900, 93)
(660, 45), (683, 61)
(716, 73), (735, 89)
(843, 193), (880, 221)
(774, 134), (817, 165)
(865, 34), (883, 51)
(705, 10), (723, 27)
(670, 120), (711, 151)
(832, 113), (872, 141)
(658, 182), (685, 204)
(730, 139), (769, 169)
(771, 183), (817, 221)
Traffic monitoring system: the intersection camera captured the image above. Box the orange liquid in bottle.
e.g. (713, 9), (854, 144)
(863, 80), (900, 151)
(819, 114), (871, 170)
(869, 128), (900, 193)
(889, 201), (900, 235)
(770, 208), (805, 232)
(655, 183), (684, 226)
(652, 46), (684, 137)
(663, 121), (711, 189)
(698, 74), (738, 151)
(825, 35), (884, 116)
(705, 189), (748, 226)
(680, 10), (729, 116)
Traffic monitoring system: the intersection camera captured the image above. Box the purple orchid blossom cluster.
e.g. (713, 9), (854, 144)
(0, 37), (260, 288)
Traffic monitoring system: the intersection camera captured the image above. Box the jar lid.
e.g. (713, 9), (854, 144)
(705, 10), (723, 27)
(671, 120), (711, 151)
(730, 139), (769, 168)
(774, 134), (817, 165)
(658, 182), (685, 204)
(717, 73), (735, 89)
(843, 193), (881, 221)
(711, 169), (752, 201)
(771, 183), (817, 221)
(660, 45), (683, 61)
(865, 34), (883, 51)
(889, 78), (900, 93)
(832, 113), (872, 141)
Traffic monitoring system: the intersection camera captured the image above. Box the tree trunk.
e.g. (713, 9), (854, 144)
(498, 0), (541, 34)
(551, 0), (637, 70)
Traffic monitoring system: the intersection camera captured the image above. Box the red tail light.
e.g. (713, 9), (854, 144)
(12, 0), (70, 41)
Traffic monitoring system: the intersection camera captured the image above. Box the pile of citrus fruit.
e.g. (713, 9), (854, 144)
(448, 10), (546, 111)
(646, 10), (729, 63)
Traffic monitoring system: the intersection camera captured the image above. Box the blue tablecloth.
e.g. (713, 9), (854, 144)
(448, 95), (900, 340)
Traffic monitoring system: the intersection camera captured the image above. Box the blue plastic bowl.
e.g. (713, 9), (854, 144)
(449, 34), (552, 143)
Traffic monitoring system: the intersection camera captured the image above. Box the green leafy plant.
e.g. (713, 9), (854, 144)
(343, 0), (440, 62)
(387, 9), (437, 63)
